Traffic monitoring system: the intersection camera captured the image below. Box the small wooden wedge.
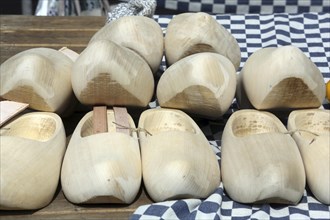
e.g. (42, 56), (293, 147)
(0, 48), (75, 114)
(61, 109), (141, 204)
(287, 109), (330, 205)
(89, 16), (164, 73)
(165, 12), (241, 69)
(138, 108), (220, 202)
(221, 109), (305, 204)
(71, 40), (154, 107)
(241, 45), (325, 110)
(157, 52), (237, 118)
(0, 112), (66, 210)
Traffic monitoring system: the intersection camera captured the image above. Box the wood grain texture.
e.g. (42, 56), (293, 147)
(221, 109), (306, 204)
(287, 109), (330, 205)
(0, 15), (152, 219)
(0, 112), (66, 210)
(0, 15), (105, 63)
(241, 45), (326, 110)
(138, 108), (221, 202)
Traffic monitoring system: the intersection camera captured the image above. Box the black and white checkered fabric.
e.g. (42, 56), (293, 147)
(132, 13), (330, 220)
(157, 0), (330, 14)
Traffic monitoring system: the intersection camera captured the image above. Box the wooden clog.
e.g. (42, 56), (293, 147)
(157, 52), (237, 118)
(165, 12), (241, 69)
(138, 108), (220, 202)
(89, 16), (164, 73)
(0, 112), (66, 210)
(287, 109), (330, 205)
(221, 109), (305, 204)
(71, 40), (154, 107)
(0, 48), (74, 114)
(61, 109), (141, 204)
(241, 45), (325, 110)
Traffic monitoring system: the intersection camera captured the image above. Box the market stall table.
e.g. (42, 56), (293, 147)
(1, 14), (329, 220)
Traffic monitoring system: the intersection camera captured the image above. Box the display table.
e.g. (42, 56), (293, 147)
(0, 14), (329, 220)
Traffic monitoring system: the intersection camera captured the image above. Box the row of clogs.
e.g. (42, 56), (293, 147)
(222, 109), (329, 205)
(1, 105), (329, 209)
(0, 107), (220, 209)
(1, 12), (329, 211)
(0, 13), (327, 118)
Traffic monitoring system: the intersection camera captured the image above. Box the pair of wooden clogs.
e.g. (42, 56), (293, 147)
(62, 15), (220, 204)
(221, 109), (329, 205)
(0, 47), (79, 210)
(61, 107), (220, 204)
(157, 12), (241, 119)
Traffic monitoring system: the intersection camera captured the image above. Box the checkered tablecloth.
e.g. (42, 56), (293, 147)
(157, 0), (330, 14)
(131, 13), (330, 220)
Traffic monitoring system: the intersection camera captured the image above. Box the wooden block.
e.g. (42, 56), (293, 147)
(93, 106), (108, 134)
(113, 107), (130, 135)
(0, 100), (29, 127)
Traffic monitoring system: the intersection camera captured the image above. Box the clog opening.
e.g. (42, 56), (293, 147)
(294, 111), (330, 137)
(142, 111), (197, 135)
(232, 113), (280, 137)
(81, 112), (117, 137)
(1, 115), (56, 141)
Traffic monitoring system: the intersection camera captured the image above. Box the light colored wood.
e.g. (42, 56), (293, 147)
(113, 107), (130, 135)
(0, 48), (75, 115)
(221, 109), (305, 204)
(89, 16), (164, 73)
(93, 106), (108, 134)
(287, 109), (330, 205)
(71, 40), (154, 107)
(61, 110), (141, 204)
(0, 112), (66, 210)
(138, 108), (220, 202)
(241, 45), (325, 110)
(0, 101), (29, 127)
(58, 47), (80, 62)
(165, 12), (241, 70)
(157, 52), (237, 118)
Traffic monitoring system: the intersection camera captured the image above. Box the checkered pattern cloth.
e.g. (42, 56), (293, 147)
(132, 13), (330, 220)
(157, 0), (330, 14)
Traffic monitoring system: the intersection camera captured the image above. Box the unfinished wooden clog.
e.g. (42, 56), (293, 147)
(287, 109), (330, 205)
(61, 109), (141, 204)
(221, 109), (305, 204)
(89, 16), (164, 73)
(241, 45), (325, 110)
(71, 40), (154, 107)
(0, 48), (74, 114)
(138, 108), (220, 202)
(165, 12), (241, 69)
(157, 52), (236, 118)
(0, 112), (66, 210)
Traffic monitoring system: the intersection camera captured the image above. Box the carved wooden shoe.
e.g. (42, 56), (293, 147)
(221, 109), (305, 204)
(0, 112), (66, 210)
(138, 108), (220, 202)
(157, 53), (237, 118)
(288, 109), (330, 205)
(240, 45), (325, 110)
(0, 48), (74, 114)
(61, 109), (141, 204)
(165, 12), (241, 69)
(89, 16), (164, 74)
(71, 40), (154, 107)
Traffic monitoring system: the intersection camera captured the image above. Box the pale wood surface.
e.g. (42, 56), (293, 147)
(0, 15), (153, 219)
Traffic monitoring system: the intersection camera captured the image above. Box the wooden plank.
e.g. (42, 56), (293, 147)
(0, 46), (85, 63)
(0, 15), (105, 31)
(0, 187), (153, 219)
(0, 30), (97, 45)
